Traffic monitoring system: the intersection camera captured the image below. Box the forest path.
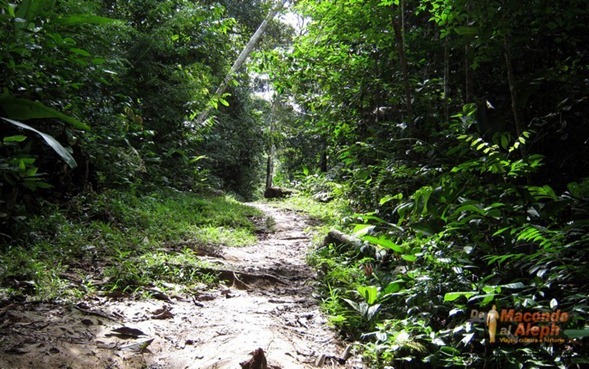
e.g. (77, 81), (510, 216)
(0, 202), (362, 369)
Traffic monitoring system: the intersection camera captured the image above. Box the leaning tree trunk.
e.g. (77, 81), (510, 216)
(195, 1), (285, 126)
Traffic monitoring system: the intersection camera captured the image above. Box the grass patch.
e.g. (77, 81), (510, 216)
(0, 189), (263, 301)
(273, 194), (351, 225)
(190, 226), (258, 247)
(269, 193), (353, 249)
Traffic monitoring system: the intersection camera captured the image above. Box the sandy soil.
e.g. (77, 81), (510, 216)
(0, 203), (364, 369)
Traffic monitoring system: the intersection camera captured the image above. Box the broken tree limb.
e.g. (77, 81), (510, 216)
(195, 0), (286, 126)
(322, 229), (363, 249)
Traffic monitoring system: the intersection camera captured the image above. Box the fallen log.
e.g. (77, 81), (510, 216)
(322, 229), (363, 249)
(263, 187), (293, 199)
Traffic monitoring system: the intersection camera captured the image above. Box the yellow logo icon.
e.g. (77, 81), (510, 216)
(486, 304), (499, 343)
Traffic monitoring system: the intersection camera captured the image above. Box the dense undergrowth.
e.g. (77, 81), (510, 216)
(290, 133), (589, 368)
(0, 189), (262, 302)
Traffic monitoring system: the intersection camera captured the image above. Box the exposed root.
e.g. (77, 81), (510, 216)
(240, 348), (268, 369)
(197, 267), (289, 286)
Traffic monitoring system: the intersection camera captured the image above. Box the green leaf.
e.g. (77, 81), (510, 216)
(1, 118), (77, 169)
(54, 14), (120, 26)
(70, 48), (91, 57)
(36, 181), (53, 189)
(500, 135), (509, 150)
(353, 224), (374, 237)
(379, 193), (402, 205)
(219, 98), (230, 107)
(189, 155), (207, 163)
(501, 282), (525, 289)
(401, 254), (417, 262)
(564, 329), (589, 338)
(455, 204), (484, 215)
(454, 26), (478, 36)
(383, 282), (401, 294)
(15, 0), (43, 29)
(342, 298), (359, 312)
(7, 3), (16, 17)
(378, 0), (399, 6)
(362, 235), (403, 253)
(443, 291), (474, 302)
(0, 96), (90, 130)
(357, 285), (379, 305)
(440, 346), (461, 356)
(3, 135), (27, 143)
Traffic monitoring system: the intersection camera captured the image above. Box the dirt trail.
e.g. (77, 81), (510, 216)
(0, 203), (364, 369)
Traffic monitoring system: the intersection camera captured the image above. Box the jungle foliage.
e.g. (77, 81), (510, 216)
(0, 0), (286, 237)
(1, 0), (589, 367)
(0, 0), (283, 301)
(261, 0), (589, 367)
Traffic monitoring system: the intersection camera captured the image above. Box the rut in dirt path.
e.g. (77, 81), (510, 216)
(0, 202), (364, 369)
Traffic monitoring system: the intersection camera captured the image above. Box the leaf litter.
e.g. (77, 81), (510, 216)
(0, 203), (364, 368)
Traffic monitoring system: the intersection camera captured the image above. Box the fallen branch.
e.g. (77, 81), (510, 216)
(74, 304), (121, 323)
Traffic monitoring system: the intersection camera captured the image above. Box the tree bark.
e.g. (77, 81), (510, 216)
(391, 5), (413, 134)
(503, 34), (524, 138)
(443, 36), (450, 123)
(195, 1), (285, 126)
(464, 1), (474, 103)
(265, 151), (274, 189)
(464, 45), (474, 103)
(323, 229), (363, 249)
(319, 135), (328, 172)
(265, 97), (278, 189)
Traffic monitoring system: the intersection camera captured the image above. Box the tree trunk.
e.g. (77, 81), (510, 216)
(444, 36), (450, 123)
(319, 135), (328, 172)
(265, 97), (278, 189)
(464, 45), (474, 103)
(503, 34), (524, 138)
(391, 5), (413, 134)
(265, 147), (274, 189)
(195, 1), (285, 126)
(464, 1), (474, 103)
